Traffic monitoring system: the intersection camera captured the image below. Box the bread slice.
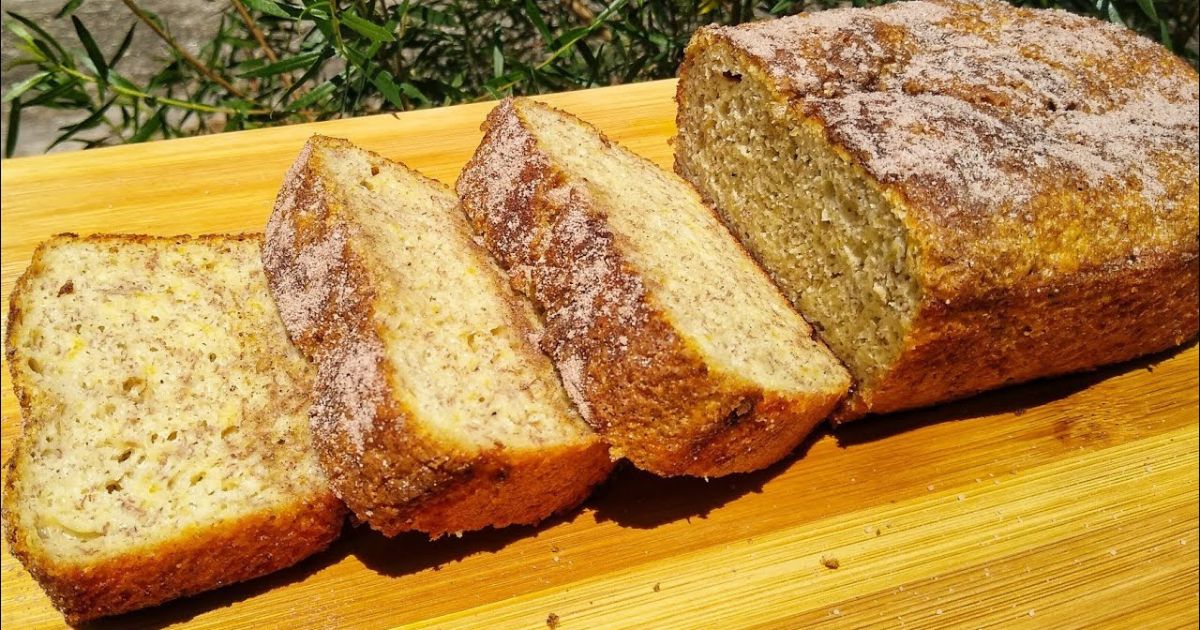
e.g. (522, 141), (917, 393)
(263, 136), (612, 537)
(2, 234), (345, 623)
(457, 98), (850, 477)
(675, 0), (1200, 421)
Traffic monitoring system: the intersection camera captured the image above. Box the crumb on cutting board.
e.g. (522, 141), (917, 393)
(547, 612), (561, 628)
(821, 555), (840, 570)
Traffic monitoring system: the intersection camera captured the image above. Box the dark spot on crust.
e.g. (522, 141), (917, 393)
(721, 70), (743, 82)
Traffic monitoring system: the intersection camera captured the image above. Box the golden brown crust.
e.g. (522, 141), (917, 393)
(838, 249), (1199, 420)
(457, 99), (844, 477)
(263, 136), (612, 537)
(2, 233), (346, 624)
(677, 0), (1200, 420)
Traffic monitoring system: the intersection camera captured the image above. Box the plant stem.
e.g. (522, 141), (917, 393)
(230, 0), (280, 63)
(120, 0), (250, 100)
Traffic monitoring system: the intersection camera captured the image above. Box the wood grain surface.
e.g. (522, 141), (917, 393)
(1, 79), (1197, 629)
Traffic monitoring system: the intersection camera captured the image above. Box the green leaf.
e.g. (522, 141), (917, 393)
(71, 15), (108, 80)
(1095, 0), (1125, 26)
(287, 79), (336, 111)
(49, 98), (115, 150)
(371, 70), (404, 107)
(128, 106), (166, 143)
(1133, 0), (1160, 21)
(341, 12), (395, 43)
(108, 23), (136, 68)
(242, 0), (291, 19)
(399, 81), (428, 105)
(239, 50), (322, 77)
(6, 12), (69, 61)
(5, 99), (21, 158)
(523, 0), (554, 46)
(107, 70), (139, 92)
(492, 45), (504, 78)
(2, 71), (50, 103)
(55, 0), (85, 19)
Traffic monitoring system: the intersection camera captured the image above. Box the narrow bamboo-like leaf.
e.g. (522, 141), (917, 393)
(492, 45), (504, 78)
(48, 97), (115, 150)
(287, 79), (336, 111)
(55, 0), (85, 19)
(523, 0), (554, 45)
(6, 13), (69, 61)
(243, 0), (291, 19)
(24, 80), (82, 107)
(107, 70), (139, 92)
(399, 81), (428, 104)
(71, 15), (108, 79)
(278, 47), (332, 103)
(239, 50), (322, 77)
(371, 70), (404, 107)
(108, 23), (136, 68)
(1133, 0), (1160, 20)
(2, 71), (50, 103)
(128, 106), (165, 143)
(341, 12), (395, 42)
(5, 99), (21, 158)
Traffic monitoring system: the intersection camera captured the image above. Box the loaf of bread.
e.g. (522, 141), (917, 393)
(675, 0), (1199, 420)
(263, 136), (612, 537)
(2, 234), (345, 623)
(458, 98), (851, 477)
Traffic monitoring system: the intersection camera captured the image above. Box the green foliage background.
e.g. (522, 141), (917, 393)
(3, 0), (1197, 156)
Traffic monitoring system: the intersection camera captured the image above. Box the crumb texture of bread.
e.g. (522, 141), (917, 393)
(675, 0), (1200, 419)
(458, 98), (850, 477)
(263, 136), (611, 537)
(2, 234), (344, 623)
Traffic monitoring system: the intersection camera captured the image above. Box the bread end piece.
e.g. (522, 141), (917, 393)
(2, 234), (345, 623)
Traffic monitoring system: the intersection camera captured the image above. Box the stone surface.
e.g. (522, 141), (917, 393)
(0, 0), (222, 156)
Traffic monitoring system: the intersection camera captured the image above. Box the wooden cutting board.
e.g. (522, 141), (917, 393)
(1, 79), (1197, 629)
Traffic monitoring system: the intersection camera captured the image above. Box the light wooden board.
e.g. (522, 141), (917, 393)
(1, 79), (1197, 629)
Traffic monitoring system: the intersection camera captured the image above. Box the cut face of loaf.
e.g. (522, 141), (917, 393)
(675, 0), (1200, 420)
(458, 98), (850, 477)
(2, 234), (345, 623)
(263, 136), (612, 537)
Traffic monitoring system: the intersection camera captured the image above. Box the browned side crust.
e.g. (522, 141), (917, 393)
(457, 99), (843, 477)
(675, 2), (1200, 421)
(839, 250), (1199, 420)
(2, 233), (346, 624)
(263, 137), (612, 536)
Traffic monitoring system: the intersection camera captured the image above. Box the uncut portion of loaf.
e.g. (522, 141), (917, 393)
(264, 135), (611, 537)
(676, 0), (1199, 420)
(2, 234), (345, 623)
(458, 98), (850, 477)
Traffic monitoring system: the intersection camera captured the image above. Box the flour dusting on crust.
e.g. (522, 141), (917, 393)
(712, 0), (1200, 212)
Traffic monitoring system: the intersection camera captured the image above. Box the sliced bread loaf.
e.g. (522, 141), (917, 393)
(457, 98), (851, 477)
(2, 234), (345, 623)
(675, 0), (1199, 420)
(263, 136), (612, 537)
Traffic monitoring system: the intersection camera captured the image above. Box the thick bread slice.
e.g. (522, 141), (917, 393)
(264, 136), (612, 537)
(2, 234), (345, 623)
(457, 98), (851, 477)
(675, 0), (1199, 421)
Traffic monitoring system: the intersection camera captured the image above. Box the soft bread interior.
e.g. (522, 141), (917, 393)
(313, 144), (594, 449)
(6, 238), (326, 560)
(518, 101), (847, 393)
(676, 43), (922, 392)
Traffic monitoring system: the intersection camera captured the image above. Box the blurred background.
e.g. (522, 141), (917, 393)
(1, 0), (1196, 157)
